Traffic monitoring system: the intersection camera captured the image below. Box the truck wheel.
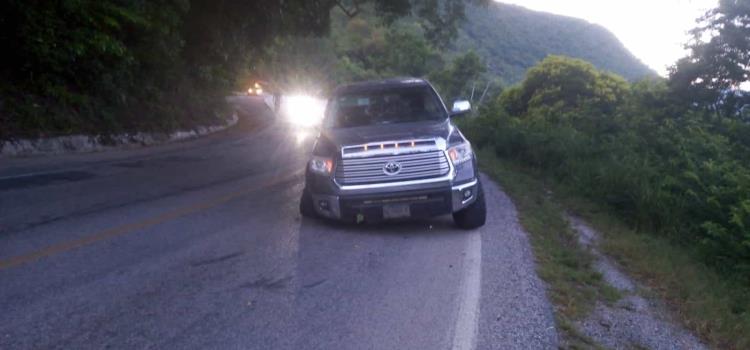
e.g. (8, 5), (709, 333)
(453, 182), (487, 229)
(300, 189), (317, 218)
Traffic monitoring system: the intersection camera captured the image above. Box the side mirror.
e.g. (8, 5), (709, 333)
(450, 100), (472, 117)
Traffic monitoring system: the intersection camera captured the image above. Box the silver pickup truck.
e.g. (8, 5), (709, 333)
(300, 78), (486, 229)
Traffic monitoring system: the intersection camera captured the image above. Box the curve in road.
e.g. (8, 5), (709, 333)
(0, 96), (558, 350)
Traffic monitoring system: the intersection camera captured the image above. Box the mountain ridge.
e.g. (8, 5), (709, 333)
(454, 2), (656, 84)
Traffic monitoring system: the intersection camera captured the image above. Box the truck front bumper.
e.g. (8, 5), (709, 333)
(310, 179), (479, 221)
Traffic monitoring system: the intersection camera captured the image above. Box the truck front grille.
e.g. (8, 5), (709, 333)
(335, 151), (450, 185)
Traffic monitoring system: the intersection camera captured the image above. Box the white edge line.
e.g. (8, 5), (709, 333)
(451, 232), (482, 350)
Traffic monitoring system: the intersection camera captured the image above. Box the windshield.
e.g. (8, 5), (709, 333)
(324, 86), (447, 128)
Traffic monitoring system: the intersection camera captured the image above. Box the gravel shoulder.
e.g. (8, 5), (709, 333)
(478, 174), (559, 349)
(568, 216), (706, 350)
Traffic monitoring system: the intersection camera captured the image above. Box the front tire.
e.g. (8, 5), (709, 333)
(300, 189), (316, 218)
(453, 182), (487, 229)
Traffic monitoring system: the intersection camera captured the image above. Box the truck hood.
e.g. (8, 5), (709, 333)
(320, 119), (454, 149)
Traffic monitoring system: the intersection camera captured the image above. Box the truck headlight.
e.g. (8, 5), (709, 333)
(309, 156), (334, 175)
(447, 143), (473, 165)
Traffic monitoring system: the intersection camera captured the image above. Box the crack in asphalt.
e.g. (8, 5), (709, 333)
(191, 252), (244, 267)
(239, 276), (293, 291)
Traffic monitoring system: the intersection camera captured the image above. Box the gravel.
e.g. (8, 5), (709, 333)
(477, 174), (559, 349)
(568, 216), (706, 350)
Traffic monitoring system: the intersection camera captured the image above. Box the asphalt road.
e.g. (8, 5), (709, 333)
(0, 96), (558, 350)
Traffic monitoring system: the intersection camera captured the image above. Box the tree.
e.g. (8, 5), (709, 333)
(502, 55), (629, 117)
(379, 25), (443, 77)
(333, 0), (489, 47)
(430, 51), (488, 103)
(0, 0), (484, 138)
(669, 0), (750, 115)
(413, 0), (469, 48)
(322, 7), (455, 83)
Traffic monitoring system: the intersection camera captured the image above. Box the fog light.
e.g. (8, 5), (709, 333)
(318, 200), (330, 210)
(463, 189), (473, 199)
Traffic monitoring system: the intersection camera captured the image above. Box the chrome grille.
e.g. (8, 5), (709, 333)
(335, 151), (450, 185)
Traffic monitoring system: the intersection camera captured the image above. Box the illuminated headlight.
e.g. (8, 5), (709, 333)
(309, 156), (334, 175)
(285, 94), (326, 127)
(447, 143), (473, 165)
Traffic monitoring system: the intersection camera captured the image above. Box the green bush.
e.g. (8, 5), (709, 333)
(463, 56), (750, 279)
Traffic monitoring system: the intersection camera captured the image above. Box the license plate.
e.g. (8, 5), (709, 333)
(383, 203), (411, 219)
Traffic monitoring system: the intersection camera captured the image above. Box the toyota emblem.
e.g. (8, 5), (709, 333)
(383, 161), (401, 175)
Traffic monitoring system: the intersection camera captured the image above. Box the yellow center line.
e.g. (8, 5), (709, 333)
(0, 169), (304, 270)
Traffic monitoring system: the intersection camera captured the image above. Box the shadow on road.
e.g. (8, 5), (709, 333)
(299, 214), (462, 238)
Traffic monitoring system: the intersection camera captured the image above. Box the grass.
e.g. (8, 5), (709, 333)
(562, 195), (750, 350)
(479, 149), (618, 348)
(479, 148), (750, 350)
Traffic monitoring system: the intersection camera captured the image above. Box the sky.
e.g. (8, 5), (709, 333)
(496, 0), (718, 76)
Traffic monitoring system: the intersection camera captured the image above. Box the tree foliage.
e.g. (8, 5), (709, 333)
(429, 51), (490, 103)
(269, 4), (496, 106)
(0, 0), (483, 138)
(669, 0), (750, 115)
(462, 55), (750, 282)
(501, 56), (629, 117)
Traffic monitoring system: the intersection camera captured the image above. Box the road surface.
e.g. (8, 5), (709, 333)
(0, 96), (558, 349)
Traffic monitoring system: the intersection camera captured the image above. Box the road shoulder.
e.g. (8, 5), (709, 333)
(477, 174), (559, 349)
(479, 149), (722, 349)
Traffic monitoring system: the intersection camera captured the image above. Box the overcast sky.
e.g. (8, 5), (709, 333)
(496, 0), (718, 76)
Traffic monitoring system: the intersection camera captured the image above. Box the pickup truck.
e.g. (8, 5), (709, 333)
(300, 78), (486, 229)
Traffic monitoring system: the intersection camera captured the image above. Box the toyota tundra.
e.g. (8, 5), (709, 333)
(300, 78), (486, 229)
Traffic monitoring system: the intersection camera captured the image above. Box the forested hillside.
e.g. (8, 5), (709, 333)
(458, 1), (749, 345)
(0, 0), (653, 139)
(0, 0), (485, 139)
(454, 2), (655, 83)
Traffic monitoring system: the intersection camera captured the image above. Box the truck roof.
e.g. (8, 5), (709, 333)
(333, 77), (431, 95)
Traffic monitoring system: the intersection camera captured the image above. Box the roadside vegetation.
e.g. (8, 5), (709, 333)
(479, 150), (617, 348)
(259, 4), (497, 107)
(461, 1), (750, 347)
(0, 0), (487, 139)
(478, 149), (750, 349)
(568, 187), (750, 349)
(1, 0), (651, 141)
